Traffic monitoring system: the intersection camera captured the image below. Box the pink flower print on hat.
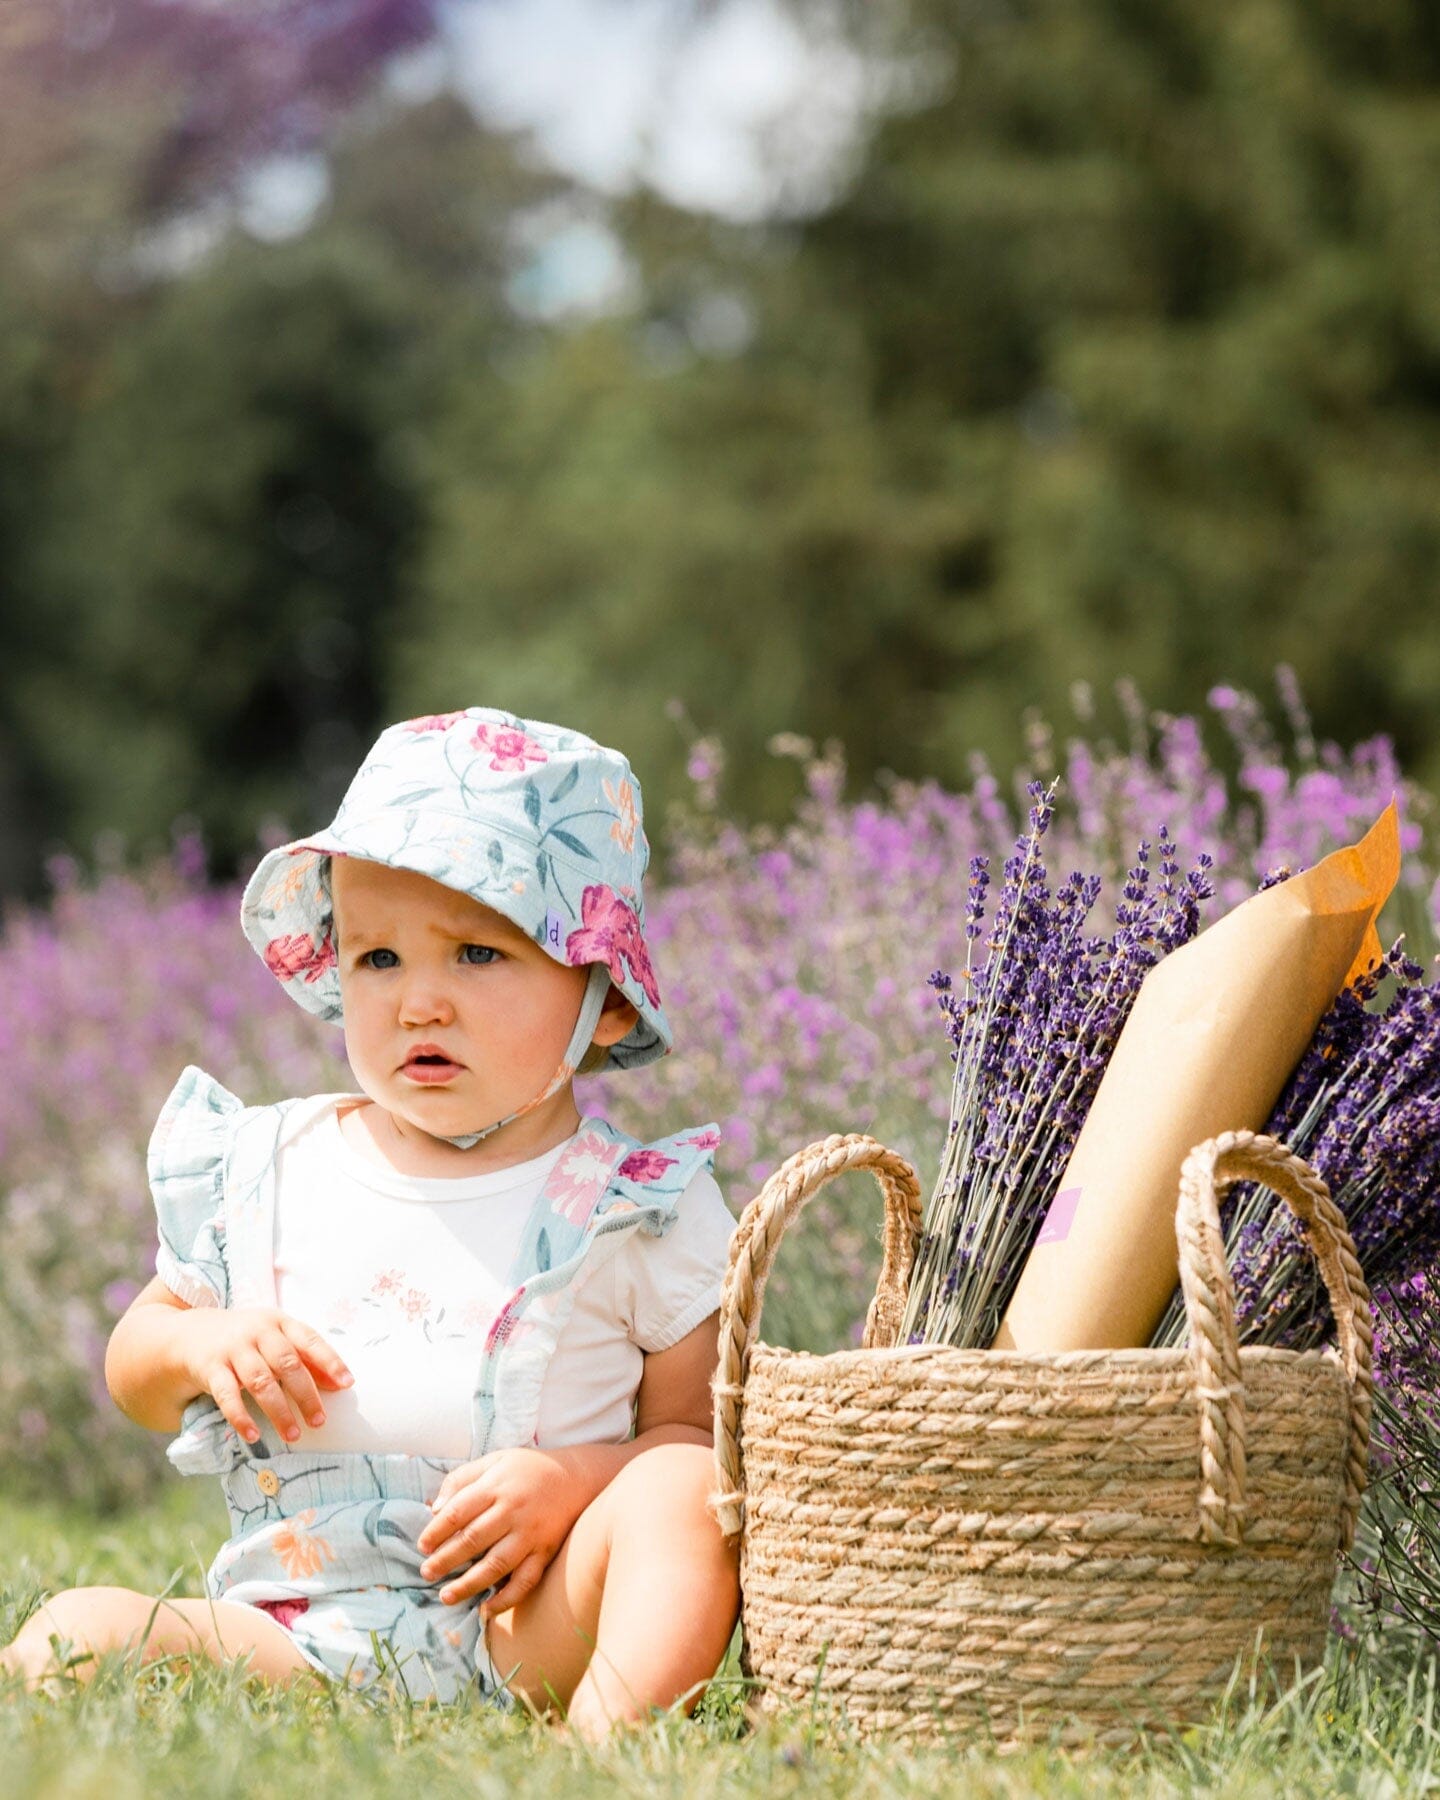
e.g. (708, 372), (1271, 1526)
(566, 886), (662, 1008)
(565, 885), (632, 983)
(471, 721), (548, 772)
(548, 1128), (622, 1225)
(619, 919), (661, 1009)
(617, 1148), (676, 1184)
(402, 711), (467, 734)
(263, 931), (336, 985)
(677, 1128), (722, 1152)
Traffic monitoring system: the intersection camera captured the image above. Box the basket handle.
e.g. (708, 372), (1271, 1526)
(710, 1134), (922, 1538)
(1177, 1130), (1373, 1552)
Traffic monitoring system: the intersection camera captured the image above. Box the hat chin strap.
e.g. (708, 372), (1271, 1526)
(438, 962), (613, 1150)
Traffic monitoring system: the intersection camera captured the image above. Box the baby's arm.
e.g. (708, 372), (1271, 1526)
(417, 1310), (718, 1615)
(105, 1276), (353, 1444)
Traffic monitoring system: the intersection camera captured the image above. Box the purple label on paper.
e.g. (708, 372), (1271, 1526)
(544, 909), (567, 955)
(1037, 1186), (1083, 1246)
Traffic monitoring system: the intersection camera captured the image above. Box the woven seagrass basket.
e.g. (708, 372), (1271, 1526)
(710, 1129), (1373, 1746)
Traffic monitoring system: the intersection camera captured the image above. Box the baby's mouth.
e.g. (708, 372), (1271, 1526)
(402, 1046), (465, 1084)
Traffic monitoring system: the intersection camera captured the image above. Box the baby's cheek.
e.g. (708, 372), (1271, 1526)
(340, 1002), (388, 1090)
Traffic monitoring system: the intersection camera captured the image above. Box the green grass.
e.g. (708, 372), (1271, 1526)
(3, 1486), (1439, 1798)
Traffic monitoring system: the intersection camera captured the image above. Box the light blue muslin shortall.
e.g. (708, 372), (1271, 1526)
(150, 1065), (722, 1703)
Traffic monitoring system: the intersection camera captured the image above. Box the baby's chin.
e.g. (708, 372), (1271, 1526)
(376, 1084), (537, 1144)
(344, 1079), (476, 1141)
(377, 1096), (483, 1143)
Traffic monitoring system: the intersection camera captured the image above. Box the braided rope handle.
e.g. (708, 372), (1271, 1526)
(710, 1135), (922, 1537)
(1177, 1130), (1373, 1551)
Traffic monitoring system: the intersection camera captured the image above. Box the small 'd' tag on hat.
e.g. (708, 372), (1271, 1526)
(543, 909), (567, 956)
(1036, 1186), (1083, 1246)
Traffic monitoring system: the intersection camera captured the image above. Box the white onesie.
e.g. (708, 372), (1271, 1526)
(269, 1104), (735, 1459)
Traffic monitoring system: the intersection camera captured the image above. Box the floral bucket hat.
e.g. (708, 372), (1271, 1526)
(240, 708), (671, 1071)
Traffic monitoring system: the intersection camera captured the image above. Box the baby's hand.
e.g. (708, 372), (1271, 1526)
(181, 1307), (352, 1445)
(417, 1449), (595, 1617)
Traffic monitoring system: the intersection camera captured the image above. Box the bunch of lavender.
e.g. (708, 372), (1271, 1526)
(899, 783), (1215, 1348)
(1151, 942), (1440, 1351)
(1350, 1276), (1440, 1643)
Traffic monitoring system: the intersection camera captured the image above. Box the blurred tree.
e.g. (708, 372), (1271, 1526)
(0, 286), (71, 887)
(18, 233), (432, 871)
(402, 0), (1440, 815)
(401, 293), (1022, 825)
(5, 85), (571, 883)
(780, 0), (1440, 780)
(0, 0), (450, 890)
(0, 33), (561, 890)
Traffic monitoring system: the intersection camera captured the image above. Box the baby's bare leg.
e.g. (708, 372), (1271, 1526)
(1, 1587), (312, 1689)
(487, 1441), (740, 1739)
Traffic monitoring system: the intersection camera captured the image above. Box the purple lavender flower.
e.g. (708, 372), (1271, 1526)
(1350, 1277), (1440, 1639)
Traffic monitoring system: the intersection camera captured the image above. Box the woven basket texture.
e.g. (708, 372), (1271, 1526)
(711, 1130), (1372, 1747)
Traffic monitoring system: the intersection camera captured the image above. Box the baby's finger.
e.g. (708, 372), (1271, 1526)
(479, 1550), (549, 1622)
(208, 1364), (261, 1444)
(257, 1328), (327, 1430)
(283, 1318), (353, 1391)
(419, 1473), (496, 1557)
(431, 1455), (494, 1515)
(234, 1351), (302, 1443)
(419, 1496), (501, 1581)
(438, 1532), (523, 1607)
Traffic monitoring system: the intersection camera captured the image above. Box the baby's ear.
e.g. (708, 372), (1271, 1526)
(591, 982), (641, 1046)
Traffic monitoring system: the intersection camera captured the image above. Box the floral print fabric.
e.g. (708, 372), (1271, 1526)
(210, 1448), (512, 1702)
(240, 708), (671, 1070)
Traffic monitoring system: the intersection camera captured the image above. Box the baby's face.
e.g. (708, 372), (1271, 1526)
(330, 858), (593, 1148)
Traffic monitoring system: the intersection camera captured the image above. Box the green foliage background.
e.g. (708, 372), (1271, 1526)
(2, 0), (1439, 891)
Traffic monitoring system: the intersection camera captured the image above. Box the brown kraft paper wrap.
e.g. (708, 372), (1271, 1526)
(992, 802), (1400, 1352)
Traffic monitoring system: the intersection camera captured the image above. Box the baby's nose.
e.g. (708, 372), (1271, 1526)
(397, 984), (456, 1026)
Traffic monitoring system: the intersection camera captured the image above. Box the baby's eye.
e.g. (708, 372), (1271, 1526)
(460, 944), (500, 966)
(360, 948), (400, 970)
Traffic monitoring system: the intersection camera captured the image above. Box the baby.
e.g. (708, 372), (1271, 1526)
(1, 710), (741, 1736)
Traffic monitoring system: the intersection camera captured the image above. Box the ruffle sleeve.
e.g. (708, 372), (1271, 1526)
(619, 1166), (734, 1352)
(147, 1064), (243, 1309)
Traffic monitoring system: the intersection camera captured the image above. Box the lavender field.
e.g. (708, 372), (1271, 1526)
(0, 680), (1432, 1509)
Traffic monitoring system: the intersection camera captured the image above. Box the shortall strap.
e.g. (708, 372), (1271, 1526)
(469, 1117), (721, 1455)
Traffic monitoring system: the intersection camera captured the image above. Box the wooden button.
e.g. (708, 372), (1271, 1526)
(255, 1467), (281, 1497)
